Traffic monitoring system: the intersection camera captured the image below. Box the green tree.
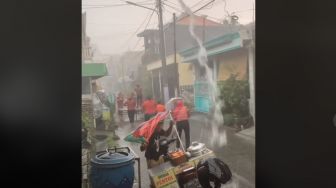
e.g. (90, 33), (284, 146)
(219, 74), (250, 120)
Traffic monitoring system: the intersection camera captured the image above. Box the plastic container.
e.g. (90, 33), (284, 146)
(90, 147), (135, 188)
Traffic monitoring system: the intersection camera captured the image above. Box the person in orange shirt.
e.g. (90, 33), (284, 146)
(124, 93), (136, 126)
(172, 100), (191, 149)
(156, 100), (166, 113)
(142, 96), (157, 121)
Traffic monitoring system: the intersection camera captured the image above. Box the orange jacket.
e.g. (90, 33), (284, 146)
(173, 101), (189, 122)
(142, 99), (157, 114)
(156, 104), (166, 112)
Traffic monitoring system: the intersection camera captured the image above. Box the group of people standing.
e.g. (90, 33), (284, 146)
(142, 97), (166, 121)
(141, 96), (191, 151)
(117, 84), (191, 149)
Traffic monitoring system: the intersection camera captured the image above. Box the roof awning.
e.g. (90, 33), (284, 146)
(82, 63), (108, 80)
(180, 32), (243, 62)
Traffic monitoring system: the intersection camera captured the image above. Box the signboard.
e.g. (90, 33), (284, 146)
(153, 170), (178, 188)
(194, 81), (212, 113)
(173, 161), (195, 175)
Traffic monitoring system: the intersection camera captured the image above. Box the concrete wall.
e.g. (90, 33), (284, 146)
(217, 49), (248, 81)
(178, 63), (194, 86)
(147, 53), (195, 87)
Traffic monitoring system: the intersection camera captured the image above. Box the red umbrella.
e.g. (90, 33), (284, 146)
(124, 111), (169, 144)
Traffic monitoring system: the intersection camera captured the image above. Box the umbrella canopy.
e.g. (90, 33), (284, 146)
(124, 112), (169, 144)
(165, 97), (183, 111)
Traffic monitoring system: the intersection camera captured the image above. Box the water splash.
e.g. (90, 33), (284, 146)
(177, 0), (227, 148)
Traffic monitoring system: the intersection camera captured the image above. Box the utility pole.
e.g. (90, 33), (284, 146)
(156, 0), (168, 102)
(126, 0), (168, 101)
(173, 13), (180, 96)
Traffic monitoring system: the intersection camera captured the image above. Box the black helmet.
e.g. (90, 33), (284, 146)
(196, 157), (232, 188)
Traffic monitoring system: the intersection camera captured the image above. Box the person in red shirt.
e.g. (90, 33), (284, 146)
(124, 93), (136, 125)
(172, 100), (191, 149)
(116, 92), (124, 122)
(156, 100), (166, 113)
(142, 96), (157, 121)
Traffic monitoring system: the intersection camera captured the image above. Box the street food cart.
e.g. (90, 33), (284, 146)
(148, 144), (216, 188)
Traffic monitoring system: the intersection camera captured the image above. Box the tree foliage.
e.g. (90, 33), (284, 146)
(219, 74), (250, 117)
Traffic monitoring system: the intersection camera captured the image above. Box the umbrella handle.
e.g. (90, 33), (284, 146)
(174, 124), (185, 152)
(168, 111), (185, 152)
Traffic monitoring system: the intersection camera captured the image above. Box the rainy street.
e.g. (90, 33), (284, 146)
(82, 0), (255, 187)
(95, 112), (255, 188)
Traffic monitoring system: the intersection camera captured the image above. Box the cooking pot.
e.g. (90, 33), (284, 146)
(187, 142), (206, 157)
(169, 150), (187, 166)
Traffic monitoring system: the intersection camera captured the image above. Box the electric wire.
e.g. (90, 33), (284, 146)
(120, 7), (156, 49)
(132, 7), (156, 50)
(162, 1), (184, 12)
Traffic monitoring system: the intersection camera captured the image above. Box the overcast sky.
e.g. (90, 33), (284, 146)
(83, 0), (255, 55)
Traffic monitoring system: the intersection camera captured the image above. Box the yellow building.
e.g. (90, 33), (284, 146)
(180, 31), (254, 115)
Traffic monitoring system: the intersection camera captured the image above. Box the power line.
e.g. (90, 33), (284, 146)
(82, 2), (154, 9)
(162, 1), (183, 12)
(125, 10), (156, 64)
(86, 22), (141, 27)
(164, 0), (179, 7)
(121, 7), (157, 50)
(162, 4), (173, 14)
(193, 0), (215, 13)
(222, 0), (231, 19)
(121, 10), (153, 48)
(203, 0), (215, 10)
(136, 0), (155, 3)
(120, 0), (154, 4)
(196, 13), (222, 22)
(132, 7), (156, 50)
(82, 4), (130, 9)
(82, 2), (153, 6)
(191, 0), (207, 8)
(232, 9), (255, 14)
(163, 4), (182, 14)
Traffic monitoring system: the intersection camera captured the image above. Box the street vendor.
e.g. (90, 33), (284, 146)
(140, 120), (174, 169)
(172, 100), (191, 149)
